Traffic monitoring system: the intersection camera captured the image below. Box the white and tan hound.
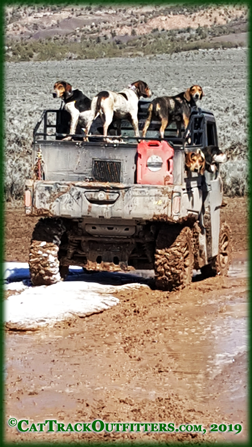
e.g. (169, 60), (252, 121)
(85, 80), (152, 140)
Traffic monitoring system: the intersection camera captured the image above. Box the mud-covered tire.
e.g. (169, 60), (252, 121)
(29, 218), (67, 286)
(59, 265), (69, 280)
(201, 222), (231, 278)
(155, 226), (193, 291)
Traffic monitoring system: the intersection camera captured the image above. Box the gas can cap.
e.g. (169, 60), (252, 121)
(147, 155), (163, 171)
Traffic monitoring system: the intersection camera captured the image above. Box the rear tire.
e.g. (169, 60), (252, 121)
(201, 222), (231, 278)
(155, 226), (193, 291)
(59, 265), (69, 280)
(29, 218), (67, 286)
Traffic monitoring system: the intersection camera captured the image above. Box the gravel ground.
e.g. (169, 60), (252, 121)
(5, 47), (248, 198)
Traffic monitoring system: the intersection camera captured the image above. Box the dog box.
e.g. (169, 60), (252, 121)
(137, 140), (174, 185)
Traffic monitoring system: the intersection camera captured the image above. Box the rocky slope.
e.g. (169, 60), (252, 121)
(5, 5), (248, 62)
(5, 4), (247, 41)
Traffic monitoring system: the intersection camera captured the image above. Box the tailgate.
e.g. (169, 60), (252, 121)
(31, 181), (175, 220)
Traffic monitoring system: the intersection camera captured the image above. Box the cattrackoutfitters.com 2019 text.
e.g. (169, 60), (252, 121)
(7, 418), (242, 435)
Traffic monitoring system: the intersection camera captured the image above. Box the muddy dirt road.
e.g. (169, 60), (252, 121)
(4, 197), (248, 443)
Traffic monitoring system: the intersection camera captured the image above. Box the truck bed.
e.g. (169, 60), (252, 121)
(34, 139), (185, 186)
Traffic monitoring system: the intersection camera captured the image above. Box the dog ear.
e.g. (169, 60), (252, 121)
(184, 88), (191, 102)
(185, 157), (190, 168)
(200, 159), (205, 175)
(65, 83), (72, 92)
(64, 82), (72, 98)
(185, 151), (192, 167)
(199, 88), (204, 99)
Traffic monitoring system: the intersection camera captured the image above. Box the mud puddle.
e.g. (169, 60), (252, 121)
(162, 290), (247, 393)
(5, 255), (248, 442)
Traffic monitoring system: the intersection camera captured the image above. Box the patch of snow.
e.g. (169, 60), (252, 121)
(6, 282), (29, 292)
(5, 281), (149, 330)
(4, 262), (149, 330)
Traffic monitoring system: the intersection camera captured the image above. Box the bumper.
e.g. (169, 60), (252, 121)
(25, 180), (183, 221)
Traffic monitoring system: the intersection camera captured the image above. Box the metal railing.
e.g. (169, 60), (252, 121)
(33, 108), (203, 145)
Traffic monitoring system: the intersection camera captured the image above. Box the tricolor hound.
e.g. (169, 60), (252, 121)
(142, 85), (204, 139)
(53, 81), (92, 140)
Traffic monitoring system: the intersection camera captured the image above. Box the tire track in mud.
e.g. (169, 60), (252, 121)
(4, 197), (248, 442)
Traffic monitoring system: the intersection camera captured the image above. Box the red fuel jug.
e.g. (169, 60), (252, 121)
(137, 140), (174, 185)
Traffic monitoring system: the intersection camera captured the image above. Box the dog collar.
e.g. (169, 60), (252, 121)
(128, 84), (137, 93)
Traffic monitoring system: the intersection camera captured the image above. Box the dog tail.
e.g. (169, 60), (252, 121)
(142, 103), (153, 137)
(94, 91), (109, 117)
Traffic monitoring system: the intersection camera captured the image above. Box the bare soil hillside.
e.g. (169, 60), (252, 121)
(5, 4), (247, 41)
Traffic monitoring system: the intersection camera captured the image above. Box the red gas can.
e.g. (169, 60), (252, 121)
(137, 140), (174, 185)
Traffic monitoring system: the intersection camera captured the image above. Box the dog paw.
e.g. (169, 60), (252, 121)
(104, 138), (114, 143)
(62, 136), (72, 141)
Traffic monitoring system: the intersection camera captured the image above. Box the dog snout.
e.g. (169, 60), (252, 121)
(194, 93), (199, 100)
(52, 92), (57, 98)
(213, 153), (227, 163)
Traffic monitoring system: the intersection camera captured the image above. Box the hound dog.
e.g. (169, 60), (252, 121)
(201, 145), (227, 173)
(53, 81), (92, 140)
(142, 85), (204, 139)
(85, 80), (152, 140)
(185, 145), (226, 176)
(185, 148), (205, 175)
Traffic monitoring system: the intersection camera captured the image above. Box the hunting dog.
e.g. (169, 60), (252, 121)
(142, 85), (204, 139)
(85, 80), (152, 140)
(53, 81), (92, 140)
(201, 145), (227, 173)
(185, 145), (226, 176)
(185, 148), (205, 175)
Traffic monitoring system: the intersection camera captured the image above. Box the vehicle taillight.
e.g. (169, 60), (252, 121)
(24, 189), (32, 214)
(172, 192), (181, 216)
